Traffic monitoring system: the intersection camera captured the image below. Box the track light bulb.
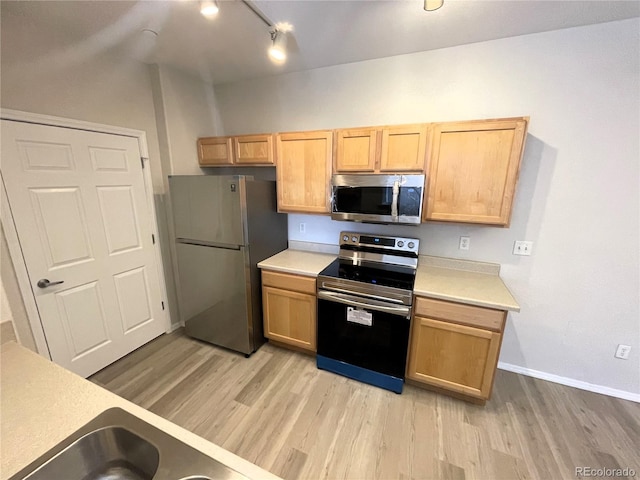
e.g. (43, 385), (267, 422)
(424, 0), (444, 11)
(268, 30), (287, 64)
(200, 0), (219, 18)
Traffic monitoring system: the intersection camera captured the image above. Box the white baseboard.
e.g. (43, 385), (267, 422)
(497, 362), (640, 403)
(168, 322), (183, 333)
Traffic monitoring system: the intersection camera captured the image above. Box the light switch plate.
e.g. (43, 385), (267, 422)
(513, 241), (533, 256)
(615, 344), (631, 360)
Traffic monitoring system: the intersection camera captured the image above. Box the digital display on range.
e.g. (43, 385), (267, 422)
(359, 235), (395, 247)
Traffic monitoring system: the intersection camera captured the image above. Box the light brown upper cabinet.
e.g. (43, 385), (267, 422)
(197, 134), (275, 166)
(380, 124), (429, 172)
(197, 136), (234, 166)
(234, 134), (275, 165)
(335, 124), (428, 173)
(424, 117), (528, 226)
(335, 128), (378, 172)
(276, 130), (333, 214)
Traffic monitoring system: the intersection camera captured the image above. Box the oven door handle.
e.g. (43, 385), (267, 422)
(318, 290), (411, 317)
(319, 283), (406, 304)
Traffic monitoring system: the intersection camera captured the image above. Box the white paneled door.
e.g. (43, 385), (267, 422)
(1, 120), (166, 377)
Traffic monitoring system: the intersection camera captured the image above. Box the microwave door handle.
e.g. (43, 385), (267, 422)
(391, 180), (399, 218)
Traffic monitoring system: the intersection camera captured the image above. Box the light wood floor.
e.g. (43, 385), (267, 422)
(91, 329), (640, 480)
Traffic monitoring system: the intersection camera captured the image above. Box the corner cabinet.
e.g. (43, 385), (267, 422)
(407, 296), (506, 403)
(334, 124), (428, 173)
(424, 117), (528, 226)
(261, 270), (317, 352)
(276, 130), (333, 214)
(198, 134), (275, 166)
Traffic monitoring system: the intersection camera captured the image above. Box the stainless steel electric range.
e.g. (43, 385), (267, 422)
(316, 231), (419, 393)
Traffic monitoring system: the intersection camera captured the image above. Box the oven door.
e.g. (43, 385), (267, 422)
(316, 290), (411, 391)
(330, 174), (424, 225)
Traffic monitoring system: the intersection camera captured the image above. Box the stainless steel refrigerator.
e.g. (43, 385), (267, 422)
(169, 175), (287, 355)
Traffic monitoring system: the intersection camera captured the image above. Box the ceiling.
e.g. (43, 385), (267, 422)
(2, 1), (639, 85)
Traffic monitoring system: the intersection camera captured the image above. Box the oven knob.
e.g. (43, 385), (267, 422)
(351, 236), (358, 242)
(408, 242), (415, 249)
(342, 235), (349, 242)
(397, 241), (404, 247)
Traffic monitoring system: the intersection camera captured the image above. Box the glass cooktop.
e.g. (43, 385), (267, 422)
(318, 258), (416, 291)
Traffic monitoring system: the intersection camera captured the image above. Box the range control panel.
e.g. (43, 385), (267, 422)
(339, 231), (420, 254)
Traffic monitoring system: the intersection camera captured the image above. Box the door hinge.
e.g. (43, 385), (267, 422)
(152, 234), (155, 244)
(140, 157), (145, 169)
(161, 301), (165, 310)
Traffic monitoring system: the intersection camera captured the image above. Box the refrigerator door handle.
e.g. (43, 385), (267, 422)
(176, 238), (243, 250)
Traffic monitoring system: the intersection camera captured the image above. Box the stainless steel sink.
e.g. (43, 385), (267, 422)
(9, 408), (249, 480)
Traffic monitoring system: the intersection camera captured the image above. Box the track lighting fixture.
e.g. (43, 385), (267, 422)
(424, 0), (444, 11)
(198, 0), (292, 64)
(200, 0), (219, 18)
(268, 30), (287, 64)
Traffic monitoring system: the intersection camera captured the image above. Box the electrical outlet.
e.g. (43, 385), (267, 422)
(615, 344), (631, 360)
(513, 241), (533, 256)
(299, 223), (306, 234)
(459, 236), (470, 250)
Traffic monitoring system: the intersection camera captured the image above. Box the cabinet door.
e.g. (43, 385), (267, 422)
(276, 131), (332, 213)
(425, 118), (528, 225)
(407, 316), (502, 399)
(234, 134), (275, 165)
(380, 124), (428, 172)
(263, 286), (317, 352)
(197, 137), (234, 166)
(335, 128), (377, 172)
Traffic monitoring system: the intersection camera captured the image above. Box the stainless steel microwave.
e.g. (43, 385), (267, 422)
(330, 174), (425, 225)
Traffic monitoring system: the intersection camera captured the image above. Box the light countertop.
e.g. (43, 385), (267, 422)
(259, 248), (519, 312)
(414, 263), (520, 312)
(257, 249), (335, 276)
(0, 342), (281, 480)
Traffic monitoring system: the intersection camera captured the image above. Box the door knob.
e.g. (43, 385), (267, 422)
(37, 279), (64, 289)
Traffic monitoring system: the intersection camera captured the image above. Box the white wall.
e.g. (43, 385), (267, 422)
(148, 64), (224, 325)
(213, 19), (640, 395)
(150, 64), (223, 176)
(0, 225), (36, 351)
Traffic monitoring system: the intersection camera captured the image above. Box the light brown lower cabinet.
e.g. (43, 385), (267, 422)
(407, 296), (506, 403)
(261, 270), (317, 352)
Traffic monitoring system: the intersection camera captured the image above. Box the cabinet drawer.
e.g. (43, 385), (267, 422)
(414, 296), (505, 332)
(262, 270), (316, 295)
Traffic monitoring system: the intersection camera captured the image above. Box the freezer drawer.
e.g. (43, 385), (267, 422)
(176, 242), (251, 354)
